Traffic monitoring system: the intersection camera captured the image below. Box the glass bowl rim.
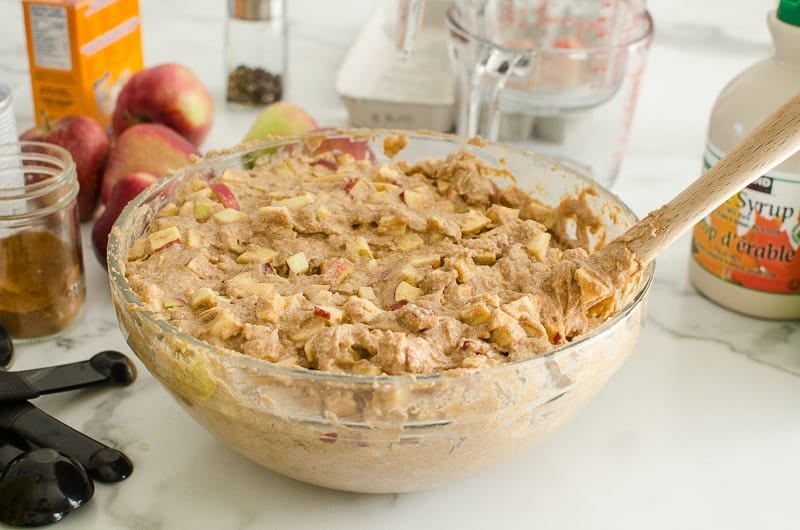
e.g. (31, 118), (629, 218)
(107, 128), (654, 386)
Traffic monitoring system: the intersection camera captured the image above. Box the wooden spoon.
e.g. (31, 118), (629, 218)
(574, 91), (800, 302)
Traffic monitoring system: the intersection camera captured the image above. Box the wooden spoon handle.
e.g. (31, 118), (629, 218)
(594, 91), (800, 269)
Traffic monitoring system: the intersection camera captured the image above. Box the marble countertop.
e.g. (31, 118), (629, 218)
(1, 0), (799, 528)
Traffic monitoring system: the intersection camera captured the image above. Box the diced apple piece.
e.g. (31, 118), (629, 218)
(212, 208), (247, 224)
(376, 164), (401, 182)
(502, 295), (539, 320)
(188, 187), (214, 200)
(343, 177), (372, 198)
(185, 229), (204, 249)
(289, 318), (325, 343)
(400, 265), (425, 286)
(210, 182), (240, 210)
(394, 280), (422, 302)
(396, 233), (423, 251)
(186, 179), (209, 193)
(472, 250), (497, 265)
(373, 182), (401, 193)
(286, 252), (309, 274)
(159, 203), (179, 217)
(128, 238), (148, 260)
(321, 258), (354, 285)
(525, 232), (551, 261)
(307, 285), (334, 305)
(409, 254), (441, 268)
(179, 200), (195, 217)
(372, 190), (389, 203)
(452, 256), (476, 283)
(342, 177), (359, 195)
(194, 200), (214, 222)
(488, 309), (526, 349)
(457, 209), (491, 234)
(483, 293), (501, 307)
(220, 168), (248, 182)
(452, 283), (473, 298)
(226, 273), (275, 298)
(255, 290), (286, 323)
(274, 192), (314, 210)
(375, 215), (407, 236)
(486, 204), (520, 224)
(148, 226), (182, 251)
(346, 236), (373, 259)
(237, 246), (277, 264)
(315, 206), (332, 221)
(314, 305), (344, 324)
(185, 255), (208, 277)
(190, 287), (218, 308)
(343, 295), (382, 323)
(314, 156), (340, 173)
(520, 199), (557, 229)
(458, 302), (492, 325)
(207, 310), (242, 339)
(335, 152), (355, 167)
(351, 362), (382, 376)
(163, 297), (186, 309)
(357, 286), (377, 301)
(272, 161), (295, 179)
(436, 179), (451, 194)
(427, 216), (461, 239)
(574, 267), (613, 306)
(259, 205), (293, 227)
(400, 188), (431, 209)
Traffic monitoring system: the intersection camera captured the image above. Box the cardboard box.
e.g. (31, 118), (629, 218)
(22, 0), (144, 129)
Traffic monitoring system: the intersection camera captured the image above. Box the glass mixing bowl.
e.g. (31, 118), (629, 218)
(107, 129), (653, 493)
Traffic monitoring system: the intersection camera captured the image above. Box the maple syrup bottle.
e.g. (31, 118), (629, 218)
(689, 0), (800, 319)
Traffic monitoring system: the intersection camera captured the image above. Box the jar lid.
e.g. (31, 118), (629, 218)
(228, 0), (284, 20)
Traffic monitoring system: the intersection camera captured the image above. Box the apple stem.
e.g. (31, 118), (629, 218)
(40, 109), (52, 131)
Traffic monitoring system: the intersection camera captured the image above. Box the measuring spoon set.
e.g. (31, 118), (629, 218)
(0, 324), (136, 527)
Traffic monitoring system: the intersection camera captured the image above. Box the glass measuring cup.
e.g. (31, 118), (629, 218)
(445, 0), (653, 187)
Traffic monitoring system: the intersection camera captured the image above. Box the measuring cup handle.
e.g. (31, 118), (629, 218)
(460, 49), (525, 140)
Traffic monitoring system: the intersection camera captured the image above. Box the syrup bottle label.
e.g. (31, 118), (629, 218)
(692, 142), (800, 293)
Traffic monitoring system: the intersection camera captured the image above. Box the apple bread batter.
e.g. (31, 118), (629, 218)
(124, 137), (632, 375)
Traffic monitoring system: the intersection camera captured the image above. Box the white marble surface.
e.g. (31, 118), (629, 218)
(1, 0), (799, 529)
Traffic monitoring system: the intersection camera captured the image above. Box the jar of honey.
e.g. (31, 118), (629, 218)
(0, 142), (86, 342)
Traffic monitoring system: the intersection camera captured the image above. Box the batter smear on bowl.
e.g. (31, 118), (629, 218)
(124, 134), (639, 376)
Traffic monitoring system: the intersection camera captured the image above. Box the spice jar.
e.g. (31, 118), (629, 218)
(0, 142), (86, 342)
(225, 0), (287, 106)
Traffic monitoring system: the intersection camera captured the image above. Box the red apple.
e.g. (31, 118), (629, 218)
(112, 63), (214, 147)
(20, 115), (111, 221)
(92, 172), (158, 268)
(101, 123), (198, 205)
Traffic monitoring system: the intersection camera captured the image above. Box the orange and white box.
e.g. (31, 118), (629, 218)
(22, 0), (144, 129)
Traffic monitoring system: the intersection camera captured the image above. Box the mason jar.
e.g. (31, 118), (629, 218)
(0, 142), (86, 342)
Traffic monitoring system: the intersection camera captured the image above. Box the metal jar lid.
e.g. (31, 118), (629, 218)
(228, 0), (284, 20)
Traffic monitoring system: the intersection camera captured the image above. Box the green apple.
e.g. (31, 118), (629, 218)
(243, 102), (318, 141)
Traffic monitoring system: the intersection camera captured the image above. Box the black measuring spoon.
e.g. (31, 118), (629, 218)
(0, 401), (133, 483)
(0, 431), (94, 527)
(0, 350), (137, 403)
